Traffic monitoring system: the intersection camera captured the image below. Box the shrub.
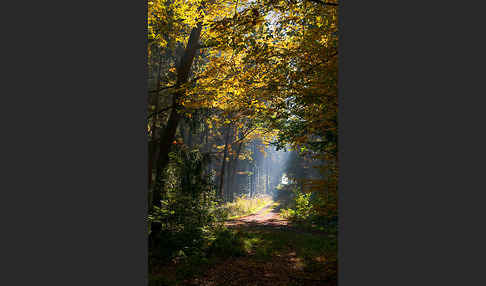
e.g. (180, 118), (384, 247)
(279, 184), (316, 222)
(148, 146), (222, 263)
(294, 192), (315, 220)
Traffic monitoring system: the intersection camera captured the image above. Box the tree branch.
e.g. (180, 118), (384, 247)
(232, 127), (258, 145)
(149, 74), (208, 93)
(148, 85), (176, 93)
(196, 42), (219, 50)
(147, 106), (173, 119)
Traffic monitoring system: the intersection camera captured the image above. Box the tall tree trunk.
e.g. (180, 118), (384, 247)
(248, 165), (252, 198)
(150, 25), (202, 247)
(187, 126), (193, 147)
(227, 141), (243, 201)
(251, 143), (257, 197)
(266, 158), (270, 195)
(152, 25), (202, 208)
(224, 158), (231, 201)
(148, 51), (164, 196)
(225, 160), (232, 202)
(205, 125), (208, 145)
(256, 165), (260, 196)
(218, 127), (232, 200)
(251, 168), (255, 198)
(200, 122), (205, 147)
(249, 150), (253, 197)
(179, 124), (185, 143)
(227, 162), (235, 201)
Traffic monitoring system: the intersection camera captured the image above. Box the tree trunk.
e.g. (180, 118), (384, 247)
(266, 158), (270, 195)
(150, 25), (202, 247)
(228, 141), (243, 201)
(248, 166), (252, 198)
(218, 127), (232, 200)
(225, 160), (232, 202)
(256, 165), (260, 196)
(187, 126), (193, 147)
(251, 168), (255, 198)
(148, 51), (164, 195)
(152, 25), (202, 207)
(251, 143), (257, 197)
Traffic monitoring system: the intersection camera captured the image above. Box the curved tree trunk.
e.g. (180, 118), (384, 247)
(150, 24), (202, 248)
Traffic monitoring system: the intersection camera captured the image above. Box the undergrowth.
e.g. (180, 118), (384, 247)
(149, 227), (337, 285)
(278, 183), (338, 235)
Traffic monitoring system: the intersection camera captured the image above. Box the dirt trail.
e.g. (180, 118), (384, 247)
(224, 203), (327, 237)
(164, 203), (337, 285)
(225, 203), (288, 228)
(188, 203), (336, 286)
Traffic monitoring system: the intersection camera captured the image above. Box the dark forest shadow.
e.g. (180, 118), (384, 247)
(149, 201), (337, 286)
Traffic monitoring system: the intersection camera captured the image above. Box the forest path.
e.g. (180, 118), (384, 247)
(184, 202), (337, 286)
(224, 202), (288, 228)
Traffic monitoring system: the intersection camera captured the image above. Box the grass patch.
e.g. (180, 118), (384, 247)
(207, 228), (246, 257)
(221, 195), (273, 219)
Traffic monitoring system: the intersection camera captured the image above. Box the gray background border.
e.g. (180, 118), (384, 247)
(1, 0), (485, 285)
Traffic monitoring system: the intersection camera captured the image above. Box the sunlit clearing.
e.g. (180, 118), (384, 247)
(281, 173), (289, 185)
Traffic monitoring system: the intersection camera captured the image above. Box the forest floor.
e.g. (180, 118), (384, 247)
(181, 203), (337, 286)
